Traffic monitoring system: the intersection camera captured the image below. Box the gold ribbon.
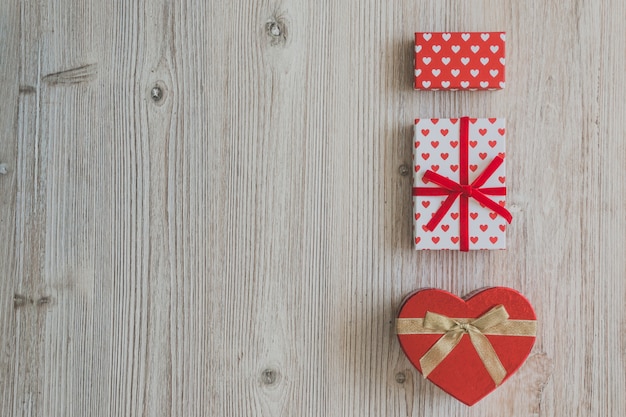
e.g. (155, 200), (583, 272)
(396, 305), (536, 386)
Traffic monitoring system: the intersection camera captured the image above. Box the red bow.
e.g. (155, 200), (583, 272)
(413, 117), (512, 251)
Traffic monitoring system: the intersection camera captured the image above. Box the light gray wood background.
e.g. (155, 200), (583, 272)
(1, 0), (625, 415)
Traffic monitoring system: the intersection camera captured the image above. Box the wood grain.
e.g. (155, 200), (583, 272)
(1, 0), (625, 415)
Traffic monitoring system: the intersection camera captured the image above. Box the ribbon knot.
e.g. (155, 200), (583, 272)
(456, 322), (474, 333)
(460, 185), (474, 197)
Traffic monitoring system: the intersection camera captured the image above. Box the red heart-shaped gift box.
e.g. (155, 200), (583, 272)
(396, 287), (537, 405)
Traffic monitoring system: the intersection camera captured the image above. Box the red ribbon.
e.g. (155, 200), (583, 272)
(413, 117), (512, 251)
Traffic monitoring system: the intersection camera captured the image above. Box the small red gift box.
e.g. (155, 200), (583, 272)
(396, 287), (537, 405)
(412, 116), (511, 250)
(414, 32), (506, 90)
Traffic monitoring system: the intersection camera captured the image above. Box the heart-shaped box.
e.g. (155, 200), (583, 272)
(396, 287), (537, 405)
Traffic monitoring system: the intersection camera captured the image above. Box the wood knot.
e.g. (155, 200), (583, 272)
(151, 86), (163, 102)
(265, 15), (288, 46)
(13, 294), (53, 309)
(269, 22), (281, 37)
(395, 372), (406, 384)
(148, 81), (168, 106)
(13, 294), (33, 308)
(398, 164), (410, 176)
(37, 296), (52, 306)
(260, 368), (279, 386)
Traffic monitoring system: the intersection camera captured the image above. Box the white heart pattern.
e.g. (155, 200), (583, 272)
(414, 32), (506, 90)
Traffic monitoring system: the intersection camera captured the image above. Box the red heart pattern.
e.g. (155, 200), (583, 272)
(413, 118), (506, 250)
(414, 32), (506, 90)
(396, 288), (537, 405)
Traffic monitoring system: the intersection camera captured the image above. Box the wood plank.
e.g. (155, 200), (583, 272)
(0, 0), (20, 414)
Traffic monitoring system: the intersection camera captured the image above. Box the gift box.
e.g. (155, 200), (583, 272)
(414, 32), (505, 90)
(412, 116), (511, 250)
(396, 287), (537, 406)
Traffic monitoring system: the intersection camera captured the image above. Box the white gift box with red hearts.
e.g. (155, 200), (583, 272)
(412, 117), (510, 250)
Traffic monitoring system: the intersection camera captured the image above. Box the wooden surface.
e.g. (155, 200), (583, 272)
(1, 0), (625, 415)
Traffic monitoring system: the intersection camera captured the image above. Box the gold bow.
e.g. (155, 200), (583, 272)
(396, 305), (536, 386)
